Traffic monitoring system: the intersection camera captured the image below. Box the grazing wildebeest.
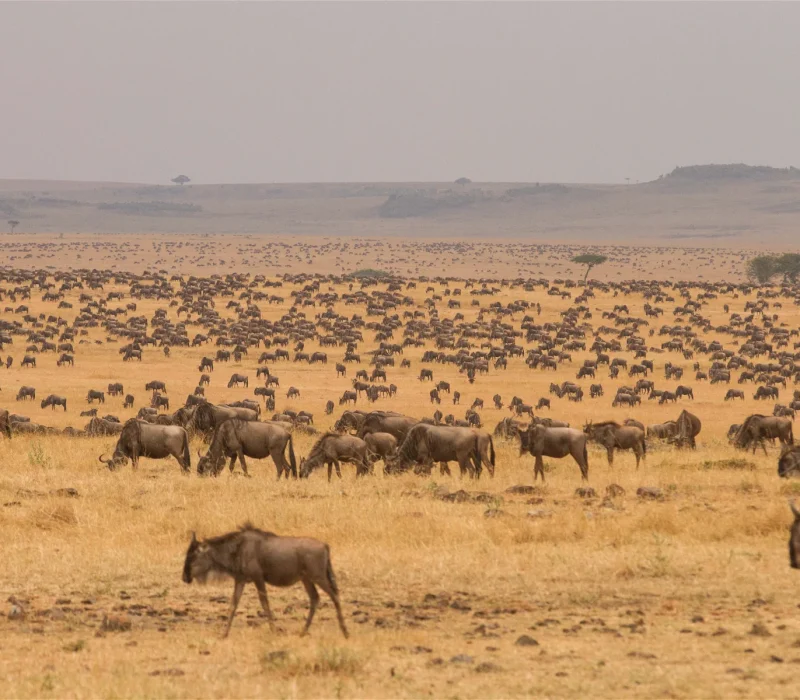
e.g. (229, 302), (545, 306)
(659, 391), (677, 405)
(519, 425), (589, 482)
(145, 380), (167, 394)
(779, 446), (800, 478)
(189, 402), (259, 440)
(725, 389), (745, 401)
(364, 432), (399, 467)
(299, 433), (370, 481)
(419, 369), (433, 382)
(197, 419), (297, 479)
(754, 386), (779, 401)
(199, 373), (211, 386)
(227, 374), (249, 389)
(21, 355), (36, 368)
(199, 357), (214, 372)
(647, 421), (678, 440)
(493, 394), (503, 409)
(87, 390), (105, 404)
(339, 390), (357, 406)
(151, 394), (170, 411)
(386, 424), (483, 478)
(81, 408), (98, 418)
(57, 353), (74, 367)
(453, 391), (461, 405)
(286, 387), (300, 399)
(336, 363), (346, 377)
(471, 398), (484, 411)
(436, 381), (451, 394)
(733, 414), (794, 454)
(584, 420), (646, 469)
(108, 383), (124, 397)
(612, 393), (641, 408)
(98, 419), (190, 471)
(357, 411), (418, 442)
(124, 394), (134, 408)
(590, 384), (604, 398)
(673, 409), (701, 449)
(85, 417), (125, 436)
(429, 388), (441, 404)
(41, 394), (67, 411)
(536, 397), (550, 410)
(675, 385), (694, 400)
(182, 525), (348, 639)
(16, 386), (35, 401)
(325, 400), (334, 415)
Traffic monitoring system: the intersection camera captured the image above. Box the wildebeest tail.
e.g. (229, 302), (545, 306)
(472, 443), (482, 477)
(287, 433), (297, 476)
(789, 422), (795, 446)
(325, 545), (339, 595)
(489, 435), (496, 468)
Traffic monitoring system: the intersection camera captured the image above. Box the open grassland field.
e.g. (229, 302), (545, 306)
(1, 263), (800, 699)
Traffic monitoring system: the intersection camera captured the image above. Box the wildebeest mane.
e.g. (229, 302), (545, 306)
(306, 432), (341, 461)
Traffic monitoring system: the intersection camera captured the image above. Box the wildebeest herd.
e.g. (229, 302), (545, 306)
(2, 265), (800, 638)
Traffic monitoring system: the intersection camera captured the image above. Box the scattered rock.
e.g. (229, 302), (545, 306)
(749, 623), (771, 638)
(575, 487), (597, 499)
(432, 485), (451, 499)
(691, 615), (704, 623)
(8, 604), (25, 621)
(636, 487), (664, 500)
(483, 508), (509, 518)
(450, 654), (474, 664)
(440, 490), (471, 503)
(101, 614), (132, 632)
(263, 650), (289, 664)
(506, 485), (537, 495)
(473, 492), (500, 504)
(628, 651), (657, 660)
(475, 662), (503, 673)
(606, 483), (625, 497)
(51, 488), (79, 498)
(770, 655), (784, 663)
(515, 635), (539, 647)
(526, 509), (553, 519)
(149, 668), (185, 677)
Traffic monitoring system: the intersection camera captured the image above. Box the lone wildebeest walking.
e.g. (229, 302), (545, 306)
(583, 420), (646, 469)
(520, 425), (589, 482)
(98, 419), (191, 472)
(182, 525), (348, 639)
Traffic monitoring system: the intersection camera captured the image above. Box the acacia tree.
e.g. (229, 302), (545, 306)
(571, 253), (608, 282)
(171, 175), (191, 186)
(746, 255), (778, 283)
(7, 220), (19, 233)
(776, 253), (800, 282)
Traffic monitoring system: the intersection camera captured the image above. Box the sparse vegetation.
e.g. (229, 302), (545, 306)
(171, 175), (191, 186)
(571, 253), (608, 282)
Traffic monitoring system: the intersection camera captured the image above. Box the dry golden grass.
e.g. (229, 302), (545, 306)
(0, 263), (798, 699)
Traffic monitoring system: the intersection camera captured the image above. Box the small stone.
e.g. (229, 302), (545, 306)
(505, 485), (537, 495)
(770, 655), (784, 663)
(636, 487), (664, 500)
(475, 662), (503, 673)
(691, 615), (704, 623)
(441, 490), (471, 503)
(450, 654), (474, 664)
(749, 623), (771, 637)
(606, 483), (625, 497)
(483, 508), (508, 518)
(575, 487), (597, 499)
(8, 604), (25, 621)
(526, 509), (553, 519)
(515, 635), (539, 647)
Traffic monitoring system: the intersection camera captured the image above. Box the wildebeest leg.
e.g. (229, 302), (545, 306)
(439, 462), (451, 476)
(253, 578), (276, 631)
(534, 455), (545, 481)
(300, 580), (320, 636)
(223, 579), (245, 638)
(270, 447), (286, 480)
(333, 459), (342, 480)
(237, 451), (250, 477)
(228, 455), (237, 472)
(327, 460), (333, 482)
(131, 453), (139, 470)
(315, 572), (349, 639)
(606, 447), (614, 467)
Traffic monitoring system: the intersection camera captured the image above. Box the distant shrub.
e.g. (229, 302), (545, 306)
(351, 269), (390, 279)
(96, 201), (202, 216)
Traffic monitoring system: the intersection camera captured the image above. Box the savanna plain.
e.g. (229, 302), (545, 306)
(0, 241), (798, 700)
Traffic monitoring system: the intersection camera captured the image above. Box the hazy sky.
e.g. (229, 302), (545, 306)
(1, 2), (798, 185)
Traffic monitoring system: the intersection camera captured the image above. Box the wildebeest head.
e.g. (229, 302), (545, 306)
(182, 532), (214, 584)
(98, 452), (128, 470)
(196, 449), (223, 477)
(789, 502), (800, 569)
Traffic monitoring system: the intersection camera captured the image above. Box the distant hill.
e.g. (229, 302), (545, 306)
(1, 165), (799, 248)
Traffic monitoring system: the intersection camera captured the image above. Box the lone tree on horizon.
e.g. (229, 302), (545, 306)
(455, 177), (472, 186)
(171, 175), (191, 186)
(8, 220), (19, 234)
(572, 253), (608, 282)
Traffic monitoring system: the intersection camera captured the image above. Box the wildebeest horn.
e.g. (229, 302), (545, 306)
(190, 531), (197, 544)
(98, 453), (109, 464)
(790, 500), (800, 519)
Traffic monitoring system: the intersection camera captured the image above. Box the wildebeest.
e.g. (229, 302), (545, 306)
(21, 355), (36, 368)
(778, 446), (800, 478)
(325, 400), (335, 415)
(789, 502), (800, 569)
(189, 402), (258, 440)
(733, 414), (794, 454)
(124, 394), (134, 408)
(108, 383), (124, 396)
(536, 397), (550, 410)
(357, 411), (418, 442)
(85, 417), (125, 436)
(583, 420), (646, 469)
(754, 385), (779, 401)
(16, 386), (35, 401)
(199, 357), (214, 372)
(227, 373), (249, 389)
(725, 389), (745, 401)
(419, 369), (433, 382)
(675, 385), (694, 400)
(41, 394), (67, 411)
(98, 419), (191, 471)
(520, 424), (589, 481)
(87, 389), (105, 404)
(81, 408), (98, 418)
(287, 386), (300, 399)
(151, 394), (170, 411)
(299, 433), (370, 481)
(197, 419), (297, 479)
(56, 353), (74, 367)
(0, 409), (11, 439)
(386, 424), (485, 478)
(364, 432), (398, 467)
(647, 421), (678, 440)
(145, 380), (167, 394)
(182, 525), (348, 639)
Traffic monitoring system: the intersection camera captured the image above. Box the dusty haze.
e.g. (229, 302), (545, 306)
(1, 2), (799, 185)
